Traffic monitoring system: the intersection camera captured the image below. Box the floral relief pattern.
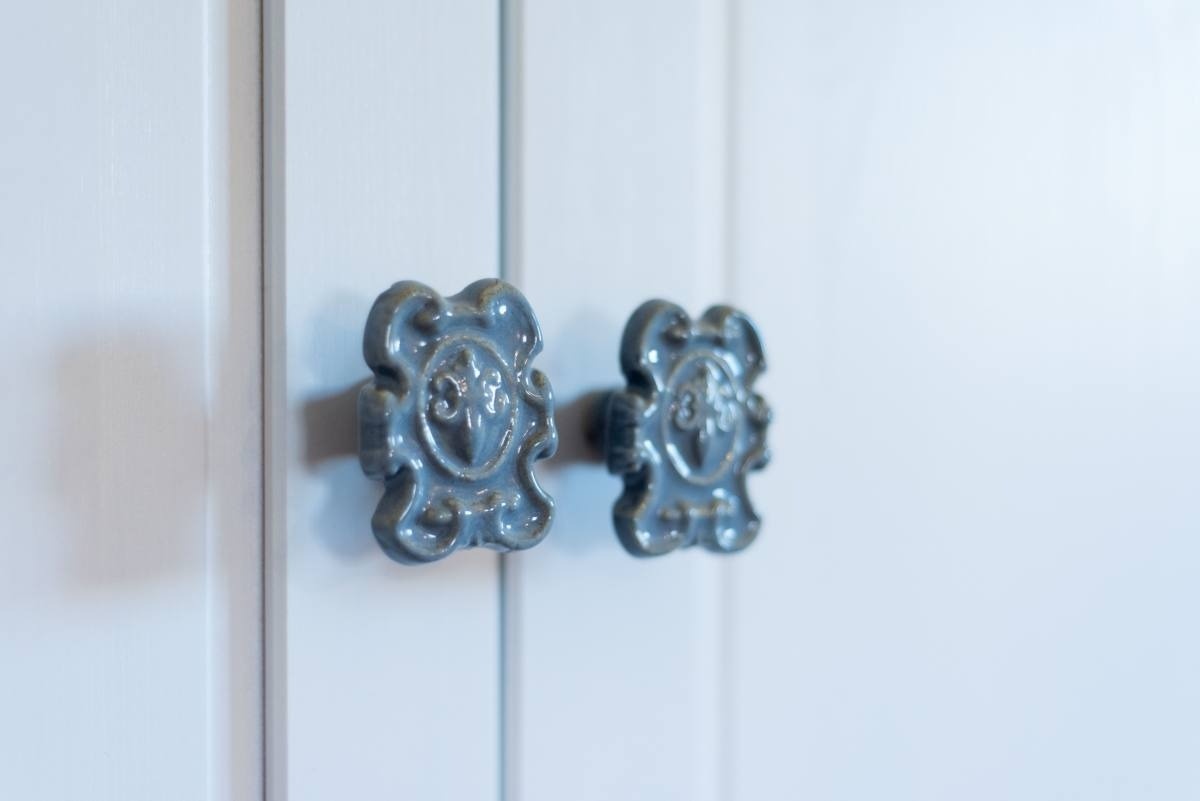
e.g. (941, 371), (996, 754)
(605, 301), (771, 557)
(358, 279), (557, 564)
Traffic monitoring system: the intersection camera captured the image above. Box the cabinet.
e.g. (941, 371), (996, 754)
(3, 2), (1199, 799)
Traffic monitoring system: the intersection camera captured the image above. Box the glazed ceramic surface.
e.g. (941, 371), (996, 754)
(359, 279), (558, 563)
(603, 301), (771, 557)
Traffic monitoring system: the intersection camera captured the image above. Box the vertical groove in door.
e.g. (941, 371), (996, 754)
(716, 4), (738, 798)
(203, 0), (265, 797)
(500, 0), (523, 288)
(498, 0), (522, 799)
(261, 0), (286, 797)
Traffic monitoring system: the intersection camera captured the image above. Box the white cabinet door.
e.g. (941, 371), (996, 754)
(498, 3), (1200, 801)
(727, 2), (1200, 799)
(14, 2), (1194, 799)
(504, 2), (731, 799)
(268, 1), (1200, 799)
(264, 2), (503, 799)
(0, 1), (262, 799)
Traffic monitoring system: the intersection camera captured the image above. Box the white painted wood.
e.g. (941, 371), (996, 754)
(0, 0), (262, 799)
(265, 1), (502, 799)
(729, 2), (1200, 798)
(504, 2), (730, 799)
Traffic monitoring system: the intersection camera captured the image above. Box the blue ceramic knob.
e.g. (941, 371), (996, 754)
(359, 279), (558, 564)
(590, 301), (771, 557)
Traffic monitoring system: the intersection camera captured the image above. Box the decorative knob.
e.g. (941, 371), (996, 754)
(588, 301), (771, 557)
(359, 279), (558, 564)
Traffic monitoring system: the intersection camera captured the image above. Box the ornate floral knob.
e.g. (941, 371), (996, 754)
(359, 279), (558, 563)
(589, 301), (771, 557)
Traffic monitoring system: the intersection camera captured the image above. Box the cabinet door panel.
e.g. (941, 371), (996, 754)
(504, 2), (731, 799)
(266, 2), (501, 799)
(729, 2), (1200, 798)
(0, 1), (261, 798)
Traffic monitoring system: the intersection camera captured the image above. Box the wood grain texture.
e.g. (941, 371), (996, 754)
(0, 0), (262, 798)
(728, 1), (1200, 798)
(265, 1), (502, 799)
(503, 1), (731, 799)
